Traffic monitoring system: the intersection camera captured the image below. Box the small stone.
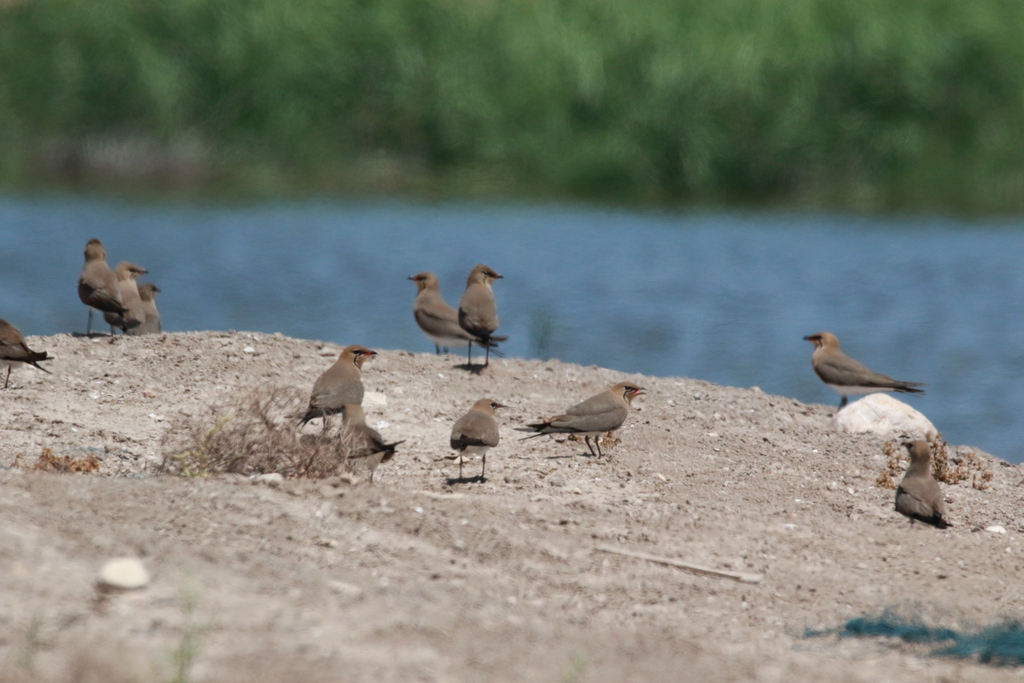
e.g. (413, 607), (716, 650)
(549, 476), (566, 487)
(827, 482), (839, 491)
(986, 525), (1007, 534)
(256, 473), (284, 487)
(328, 581), (364, 598)
(363, 391), (387, 408)
(320, 347), (339, 357)
(97, 557), (150, 591)
(243, 346), (256, 354)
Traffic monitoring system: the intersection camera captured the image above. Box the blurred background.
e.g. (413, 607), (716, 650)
(1, 0), (1023, 459)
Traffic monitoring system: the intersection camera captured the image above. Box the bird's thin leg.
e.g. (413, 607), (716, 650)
(481, 452), (486, 479)
(583, 436), (597, 457)
(3, 366), (10, 389)
(87, 309), (93, 336)
(435, 344), (441, 355)
(321, 416), (329, 436)
(595, 437), (604, 458)
(838, 395), (848, 409)
(484, 343), (490, 367)
(459, 454), (464, 479)
(467, 343), (473, 366)
(109, 324), (116, 336)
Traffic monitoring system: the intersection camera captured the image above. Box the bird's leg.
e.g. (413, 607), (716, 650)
(321, 416), (329, 437)
(3, 366), (10, 389)
(481, 452), (486, 479)
(434, 344), (441, 355)
(459, 454), (464, 479)
(109, 324), (116, 336)
(484, 343), (490, 367)
(838, 395), (848, 409)
(87, 309), (93, 336)
(467, 343), (473, 366)
(583, 436), (597, 457)
(595, 436), (605, 458)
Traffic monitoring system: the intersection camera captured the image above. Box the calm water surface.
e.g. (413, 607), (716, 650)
(1, 195), (1023, 461)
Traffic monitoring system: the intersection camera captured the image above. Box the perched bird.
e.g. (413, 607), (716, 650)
(457, 264), (507, 367)
(128, 282), (162, 335)
(339, 403), (404, 483)
(77, 238), (136, 335)
(448, 398), (503, 480)
(895, 441), (951, 528)
(803, 331), (925, 408)
(0, 319), (51, 388)
(409, 271), (497, 355)
(104, 262), (148, 334)
(299, 345), (377, 430)
(520, 382), (645, 457)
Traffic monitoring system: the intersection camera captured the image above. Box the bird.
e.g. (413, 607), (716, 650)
(409, 271), (498, 355)
(519, 382), (645, 457)
(803, 332), (925, 409)
(299, 345), (377, 431)
(103, 262), (148, 334)
(448, 398), (503, 480)
(457, 264), (507, 367)
(128, 282), (162, 335)
(0, 319), (51, 388)
(338, 403), (404, 483)
(895, 440), (951, 528)
(77, 238), (137, 335)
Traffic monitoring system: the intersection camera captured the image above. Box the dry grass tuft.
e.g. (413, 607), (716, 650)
(12, 447), (101, 473)
(876, 433), (994, 490)
(159, 385), (364, 479)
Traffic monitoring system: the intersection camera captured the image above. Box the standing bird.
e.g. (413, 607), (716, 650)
(104, 262), (148, 334)
(520, 382), (645, 458)
(299, 345), (377, 431)
(803, 332), (925, 409)
(409, 272), (496, 355)
(128, 283), (162, 335)
(339, 404), (404, 483)
(0, 319), (51, 388)
(448, 398), (503, 480)
(457, 264), (507, 367)
(895, 441), (951, 528)
(77, 238), (136, 335)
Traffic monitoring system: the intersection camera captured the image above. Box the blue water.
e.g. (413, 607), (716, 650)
(1, 195), (1023, 461)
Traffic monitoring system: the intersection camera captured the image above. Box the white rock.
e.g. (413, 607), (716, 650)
(328, 580), (364, 598)
(831, 394), (937, 440)
(363, 391), (387, 408)
(97, 557), (150, 590)
(986, 525), (1007, 534)
(243, 346), (256, 354)
(256, 473), (284, 487)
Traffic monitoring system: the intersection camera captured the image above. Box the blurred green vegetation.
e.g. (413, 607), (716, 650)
(1, 0), (1024, 211)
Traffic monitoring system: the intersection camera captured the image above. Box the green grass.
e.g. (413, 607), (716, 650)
(2, 0), (1024, 211)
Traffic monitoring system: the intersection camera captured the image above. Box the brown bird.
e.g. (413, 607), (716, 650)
(457, 264), (507, 367)
(339, 404), (404, 483)
(0, 319), (51, 388)
(127, 282), (162, 335)
(104, 262), (148, 334)
(520, 382), (645, 457)
(409, 272), (498, 355)
(448, 398), (503, 480)
(77, 238), (137, 335)
(895, 440), (951, 529)
(299, 345), (377, 430)
(804, 331), (925, 408)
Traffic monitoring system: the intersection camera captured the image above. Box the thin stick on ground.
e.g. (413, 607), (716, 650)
(595, 545), (764, 584)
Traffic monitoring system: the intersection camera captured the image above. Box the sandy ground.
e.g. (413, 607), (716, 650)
(2, 331), (1024, 682)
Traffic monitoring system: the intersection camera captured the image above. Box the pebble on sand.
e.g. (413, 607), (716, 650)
(97, 557), (150, 591)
